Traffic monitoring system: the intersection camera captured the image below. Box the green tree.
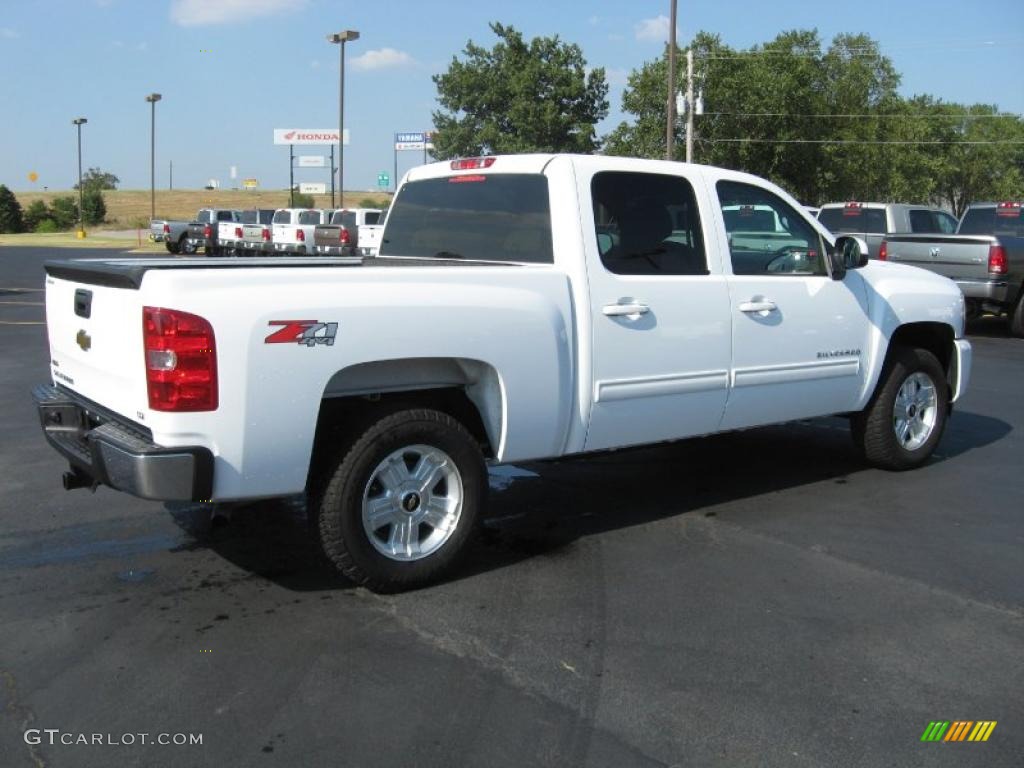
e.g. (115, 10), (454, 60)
(292, 192), (315, 208)
(23, 200), (50, 231)
(82, 189), (106, 225)
(49, 197), (79, 230)
(0, 185), (25, 233)
(432, 22), (609, 158)
(74, 167), (120, 191)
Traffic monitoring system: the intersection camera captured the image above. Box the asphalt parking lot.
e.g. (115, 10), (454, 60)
(1, 246), (1021, 767)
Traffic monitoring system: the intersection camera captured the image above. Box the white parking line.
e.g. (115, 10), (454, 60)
(0, 301), (44, 306)
(0, 287), (44, 292)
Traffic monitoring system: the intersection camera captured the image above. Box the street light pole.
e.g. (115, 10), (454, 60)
(666, 0), (677, 160)
(72, 118), (87, 235)
(145, 93), (162, 222)
(327, 29), (359, 207)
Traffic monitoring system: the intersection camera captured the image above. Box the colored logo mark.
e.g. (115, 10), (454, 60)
(921, 721), (997, 742)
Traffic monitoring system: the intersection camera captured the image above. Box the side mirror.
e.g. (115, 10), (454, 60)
(836, 236), (870, 269)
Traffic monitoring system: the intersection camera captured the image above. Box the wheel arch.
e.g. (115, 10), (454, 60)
(864, 321), (956, 407)
(307, 357), (504, 490)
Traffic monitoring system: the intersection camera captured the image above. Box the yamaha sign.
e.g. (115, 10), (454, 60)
(273, 128), (350, 146)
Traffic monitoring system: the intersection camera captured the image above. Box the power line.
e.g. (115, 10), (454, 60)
(703, 111), (1023, 119)
(705, 138), (1024, 145)
(695, 39), (1022, 60)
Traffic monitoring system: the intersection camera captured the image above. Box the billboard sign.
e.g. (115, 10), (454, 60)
(298, 182), (327, 194)
(274, 128), (350, 146)
(394, 131), (435, 151)
(297, 155), (326, 168)
(242, 178), (258, 189)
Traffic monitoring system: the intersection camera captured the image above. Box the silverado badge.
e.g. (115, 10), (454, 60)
(76, 329), (91, 351)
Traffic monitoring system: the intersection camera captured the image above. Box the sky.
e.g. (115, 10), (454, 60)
(0, 0), (1021, 196)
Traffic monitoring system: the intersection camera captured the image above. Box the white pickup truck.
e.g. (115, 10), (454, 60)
(271, 208), (327, 255)
(33, 154), (971, 592)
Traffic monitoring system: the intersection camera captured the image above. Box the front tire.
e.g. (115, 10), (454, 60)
(1009, 290), (1024, 338)
(852, 347), (949, 470)
(312, 409), (486, 592)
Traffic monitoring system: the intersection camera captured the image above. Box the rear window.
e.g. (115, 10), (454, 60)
(298, 210), (321, 225)
(272, 210), (291, 224)
(959, 206), (1024, 237)
(818, 206), (887, 234)
(258, 210), (275, 225)
(197, 210), (212, 223)
(364, 211), (381, 225)
(216, 210), (235, 221)
(240, 210), (258, 224)
(379, 174), (553, 263)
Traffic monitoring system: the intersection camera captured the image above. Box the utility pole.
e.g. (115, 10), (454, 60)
(145, 93), (162, 222)
(330, 145), (336, 208)
(169, 160), (173, 190)
(72, 118), (87, 236)
(665, 0), (677, 160)
(328, 30), (359, 208)
(685, 49), (695, 163)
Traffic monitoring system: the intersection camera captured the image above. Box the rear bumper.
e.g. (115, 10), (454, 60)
(32, 384), (213, 502)
(240, 241), (273, 254)
(314, 244), (356, 256)
(955, 277), (1011, 304)
(273, 243), (306, 254)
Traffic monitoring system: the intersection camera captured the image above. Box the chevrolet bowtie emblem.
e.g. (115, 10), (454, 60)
(76, 329), (91, 351)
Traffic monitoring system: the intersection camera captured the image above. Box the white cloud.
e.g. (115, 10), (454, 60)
(605, 68), (629, 88)
(309, 59), (320, 69)
(351, 47), (413, 71)
(634, 15), (673, 42)
(588, 15), (602, 26)
(0, 27), (18, 39)
(170, 0), (306, 27)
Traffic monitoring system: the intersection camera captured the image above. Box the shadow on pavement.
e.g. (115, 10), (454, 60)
(164, 410), (1011, 592)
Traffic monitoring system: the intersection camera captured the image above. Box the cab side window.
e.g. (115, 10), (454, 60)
(591, 171), (708, 276)
(716, 181), (827, 277)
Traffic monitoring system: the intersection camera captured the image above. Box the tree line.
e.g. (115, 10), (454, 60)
(0, 168), (115, 233)
(432, 24), (1024, 215)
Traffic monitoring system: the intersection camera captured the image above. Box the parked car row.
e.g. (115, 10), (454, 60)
(150, 206), (384, 258)
(815, 200), (1024, 335)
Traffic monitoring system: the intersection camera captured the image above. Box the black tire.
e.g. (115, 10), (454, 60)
(165, 241), (180, 255)
(1009, 290), (1024, 338)
(851, 346), (949, 471)
(311, 408), (487, 592)
(179, 236), (196, 255)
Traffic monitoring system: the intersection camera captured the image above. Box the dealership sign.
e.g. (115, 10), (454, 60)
(274, 128), (350, 146)
(298, 182), (327, 194)
(297, 155), (326, 168)
(394, 131), (435, 151)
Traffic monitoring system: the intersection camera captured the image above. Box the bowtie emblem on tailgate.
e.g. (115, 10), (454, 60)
(76, 329), (92, 351)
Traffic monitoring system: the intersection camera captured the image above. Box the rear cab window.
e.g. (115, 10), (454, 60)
(818, 205), (887, 234)
(959, 204), (1024, 237)
(272, 210), (292, 224)
(298, 211), (321, 225)
(364, 212), (381, 225)
(379, 174), (553, 263)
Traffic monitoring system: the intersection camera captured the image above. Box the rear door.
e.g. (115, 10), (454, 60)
(580, 168), (732, 451)
(716, 180), (870, 429)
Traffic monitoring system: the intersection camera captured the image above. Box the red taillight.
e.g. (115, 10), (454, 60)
(262, 227), (271, 242)
(143, 307), (218, 412)
(162, 223), (170, 234)
(340, 228), (351, 244)
(878, 240), (888, 261)
(203, 224), (212, 239)
(988, 244), (1007, 274)
(234, 226), (243, 238)
(450, 157), (496, 170)
(297, 228), (305, 242)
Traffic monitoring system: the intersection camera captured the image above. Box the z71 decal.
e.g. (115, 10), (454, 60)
(265, 320), (338, 347)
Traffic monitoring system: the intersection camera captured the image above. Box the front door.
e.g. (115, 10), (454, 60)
(715, 180), (871, 430)
(582, 169), (732, 452)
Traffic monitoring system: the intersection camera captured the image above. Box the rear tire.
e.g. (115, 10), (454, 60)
(179, 236), (196, 255)
(165, 241), (180, 255)
(311, 409), (486, 592)
(1009, 291), (1024, 338)
(851, 347), (949, 471)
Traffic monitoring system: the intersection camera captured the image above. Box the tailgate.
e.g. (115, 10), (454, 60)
(314, 226), (341, 246)
(272, 224), (295, 242)
(45, 274), (145, 422)
(242, 225), (265, 243)
(885, 236), (993, 280)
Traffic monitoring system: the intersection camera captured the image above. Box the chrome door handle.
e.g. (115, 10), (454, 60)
(738, 300), (777, 314)
(602, 302), (650, 317)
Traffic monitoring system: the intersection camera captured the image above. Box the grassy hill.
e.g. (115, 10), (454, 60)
(13, 189), (393, 229)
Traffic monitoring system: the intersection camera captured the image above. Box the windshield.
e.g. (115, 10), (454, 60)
(379, 174), (553, 263)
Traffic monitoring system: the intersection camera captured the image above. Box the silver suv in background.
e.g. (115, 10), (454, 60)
(817, 202), (958, 259)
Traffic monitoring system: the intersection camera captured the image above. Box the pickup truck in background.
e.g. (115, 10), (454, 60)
(33, 154), (971, 592)
(881, 201), (1024, 335)
(150, 216), (198, 254)
(357, 220), (385, 257)
(216, 219), (244, 257)
(817, 202), (959, 259)
(186, 209), (241, 256)
(238, 209), (277, 256)
(271, 208), (327, 255)
(313, 208), (383, 256)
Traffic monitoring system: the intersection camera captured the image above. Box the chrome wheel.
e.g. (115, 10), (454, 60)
(892, 372), (938, 451)
(361, 444), (463, 562)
